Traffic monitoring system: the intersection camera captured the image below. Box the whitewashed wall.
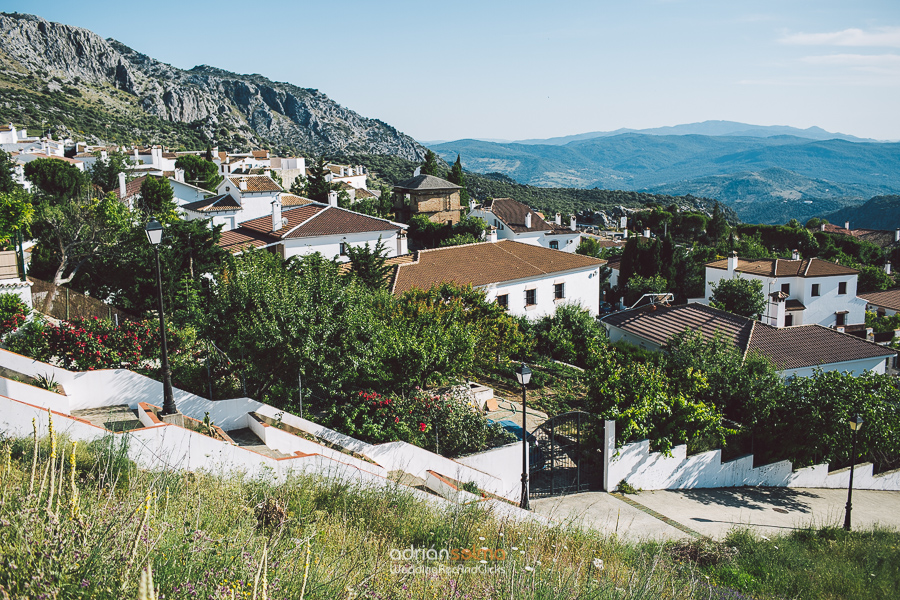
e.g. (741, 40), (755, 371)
(284, 229), (405, 262)
(480, 267), (601, 319)
(603, 420), (900, 491)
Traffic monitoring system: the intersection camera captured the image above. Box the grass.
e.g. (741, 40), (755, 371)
(0, 427), (898, 599)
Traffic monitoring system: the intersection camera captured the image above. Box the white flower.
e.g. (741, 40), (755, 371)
(498, 532), (504, 537)
(774, 545), (779, 550)
(520, 550), (525, 555)
(511, 546), (519, 551)
(760, 535), (770, 541)
(592, 558), (604, 570)
(524, 566), (534, 572)
(479, 536), (485, 541)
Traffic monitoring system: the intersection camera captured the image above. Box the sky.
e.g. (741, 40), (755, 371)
(4, 0), (900, 142)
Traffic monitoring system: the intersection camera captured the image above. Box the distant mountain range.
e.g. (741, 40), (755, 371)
(0, 13), (425, 158)
(430, 131), (900, 224)
(823, 196), (900, 231)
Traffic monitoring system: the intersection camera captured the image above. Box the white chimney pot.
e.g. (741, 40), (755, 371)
(272, 199), (283, 231)
(525, 213), (532, 229)
(570, 216), (577, 231)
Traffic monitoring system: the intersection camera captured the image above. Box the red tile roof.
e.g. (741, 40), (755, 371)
(859, 288), (900, 313)
(706, 257), (858, 277)
(391, 240), (605, 295)
(113, 175), (147, 201)
(218, 229), (274, 252)
(603, 303), (895, 370)
(224, 175), (282, 193)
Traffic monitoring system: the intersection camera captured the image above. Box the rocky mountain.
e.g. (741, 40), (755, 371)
(823, 195), (900, 231)
(0, 12), (425, 159)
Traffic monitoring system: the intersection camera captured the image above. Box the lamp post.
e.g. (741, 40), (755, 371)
(515, 363), (532, 510)
(843, 414), (864, 531)
(145, 220), (178, 419)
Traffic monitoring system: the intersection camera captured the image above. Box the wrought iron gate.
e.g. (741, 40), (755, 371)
(529, 411), (602, 499)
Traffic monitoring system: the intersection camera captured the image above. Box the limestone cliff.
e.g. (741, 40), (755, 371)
(0, 12), (425, 159)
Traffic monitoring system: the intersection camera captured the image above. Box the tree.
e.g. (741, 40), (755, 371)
(532, 303), (607, 367)
(174, 154), (222, 191)
(24, 158), (85, 200)
(857, 264), (895, 294)
(706, 201), (729, 243)
(447, 155), (469, 204)
(420, 149), (440, 176)
(344, 237), (392, 290)
(0, 150), (18, 194)
(622, 274), (668, 307)
(0, 188), (33, 247)
(709, 277), (766, 319)
(305, 157), (333, 202)
(88, 151), (133, 193)
(137, 176), (177, 221)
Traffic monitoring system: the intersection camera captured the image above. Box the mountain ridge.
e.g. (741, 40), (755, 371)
(0, 12), (425, 159)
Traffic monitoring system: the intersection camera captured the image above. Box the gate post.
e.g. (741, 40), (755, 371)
(603, 420), (615, 492)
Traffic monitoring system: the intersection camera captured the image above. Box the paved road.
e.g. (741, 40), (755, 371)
(532, 488), (900, 541)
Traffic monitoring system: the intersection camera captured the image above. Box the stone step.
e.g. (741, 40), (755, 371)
(71, 405), (143, 432)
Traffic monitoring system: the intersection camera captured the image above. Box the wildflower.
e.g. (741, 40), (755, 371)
(524, 566), (533, 571)
(419, 423), (426, 432)
(479, 536), (485, 541)
(593, 558), (604, 570)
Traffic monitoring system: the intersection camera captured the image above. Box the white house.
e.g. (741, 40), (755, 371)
(390, 240), (606, 318)
(602, 303), (895, 378)
(705, 252), (867, 328)
(183, 174), (284, 231)
(468, 197), (581, 252)
(218, 197), (408, 262)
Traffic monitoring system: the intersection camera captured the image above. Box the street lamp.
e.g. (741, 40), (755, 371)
(515, 362), (532, 510)
(145, 220), (178, 420)
(843, 414), (864, 531)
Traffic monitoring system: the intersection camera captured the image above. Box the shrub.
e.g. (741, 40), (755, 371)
(3, 316), (51, 362)
(329, 386), (515, 457)
(0, 292), (29, 338)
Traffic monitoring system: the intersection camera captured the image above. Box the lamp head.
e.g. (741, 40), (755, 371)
(145, 219), (163, 246)
(849, 414), (864, 432)
(515, 363), (532, 386)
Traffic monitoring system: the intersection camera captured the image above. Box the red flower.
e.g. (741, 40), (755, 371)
(419, 423), (426, 432)
(394, 417), (400, 423)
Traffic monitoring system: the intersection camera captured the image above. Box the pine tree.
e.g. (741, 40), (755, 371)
(306, 157), (333, 202)
(447, 155), (470, 204)
(618, 236), (639, 289)
(421, 150), (439, 176)
(707, 201), (729, 243)
(344, 238), (392, 290)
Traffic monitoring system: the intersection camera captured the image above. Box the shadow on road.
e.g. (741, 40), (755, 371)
(675, 487), (822, 513)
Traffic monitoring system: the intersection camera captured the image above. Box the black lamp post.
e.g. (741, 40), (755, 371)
(145, 220), (177, 418)
(515, 363), (532, 510)
(843, 414), (864, 531)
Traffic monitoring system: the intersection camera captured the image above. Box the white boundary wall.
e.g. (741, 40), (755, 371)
(603, 420), (900, 491)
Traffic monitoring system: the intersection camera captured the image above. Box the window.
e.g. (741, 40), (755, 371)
(836, 312), (846, 327)
(785, 314), (793, 326)
(811, 284), (820, 297)
(781, 283), (790, 295)
(496, 294), (509, 309)
(525, 288), (537, 306)
(838, 281), (847, 295)
(554, 283), (565, 299)
(549, 240), (559, 250)
(339, 242), (348, 256)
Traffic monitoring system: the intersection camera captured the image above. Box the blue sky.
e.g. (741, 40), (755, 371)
(5, 0), (900, 141)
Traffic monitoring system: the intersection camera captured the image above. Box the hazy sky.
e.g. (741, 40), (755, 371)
(5, 0), (900, 141)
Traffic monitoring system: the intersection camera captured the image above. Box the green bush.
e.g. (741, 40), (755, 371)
(0, 292), (29, 338)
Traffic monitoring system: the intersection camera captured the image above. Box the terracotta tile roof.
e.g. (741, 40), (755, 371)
(603, 303), (754, 350)
(483, 197), (555, 233)
(855, 230), (900, 248)
(218, 228), (275, 253)
(391, 240), (605, 295)
(746, 324), (894, 370)
(162, 152), (177, 159)
(394, 174), (460, 192)
(279, 193), (313, 206)
(224, 175), (282, 193)
(339, 253), (416, 279)
(706, 257), (858, 277)
(354, 188), (377, 199)
(251, 150), (269, 159)
(603, 303), (894, 371)
(238, 204), (403, 240)
(785, 299), (806, 312)
(113, 175), (147, 201)
(183, 194), (240, 213)
(859, 288), (900, 312)
(607, 256), (622, 271)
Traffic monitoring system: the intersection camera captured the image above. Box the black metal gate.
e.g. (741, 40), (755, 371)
(529, 411), (602, 499)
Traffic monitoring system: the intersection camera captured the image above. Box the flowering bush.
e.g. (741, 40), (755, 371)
(0, 292), (30, 338)
(330, 386), (515, 457)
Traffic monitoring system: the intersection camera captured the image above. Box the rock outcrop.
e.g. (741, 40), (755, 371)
(0, 12), (425, 159)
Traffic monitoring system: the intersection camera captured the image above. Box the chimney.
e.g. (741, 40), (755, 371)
(239, 178), (248, 191)
(397, 230), (408, 255)
(570, 215), (577, 231)
(525, 212), (532, 228)
(555, 213), (561, 226)
(175, 168), (185, 183)
(895, 229), (899, 242)
(413, 166), (421, 177)
(844, 221), (850, 230)
(328, 190), (338, 207)
(468, 199), (476, 212)
(791, 249), (799, 260)
(886, 261), (892, 275)
(769, 291), (787, 328)
(643, 228), (650, 238)
(133, 148), (139, 163)
(867, 327), (875, 342)
(820, 223), (826, 231)
(100, 150), (108, 160)
(837, 326), (846, 334)
(727, 251), (738, 274)
(272, 198), (282, 231)
(118, 172), (126, 199)
(488, 227), (498, 243)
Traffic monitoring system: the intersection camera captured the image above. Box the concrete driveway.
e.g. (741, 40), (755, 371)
(532, 488), (900, 541)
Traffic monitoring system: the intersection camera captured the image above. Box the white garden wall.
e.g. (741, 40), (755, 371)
(603, 420), (900, 491)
